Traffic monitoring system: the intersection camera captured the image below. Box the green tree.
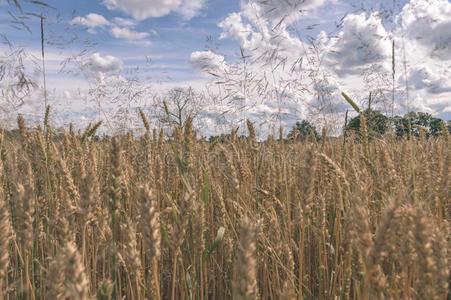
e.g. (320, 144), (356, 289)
(346, 109), (389, 137)
(287, 120), (320, 141)
(208, 133), (232, 143)
(394, 112), (447, 137)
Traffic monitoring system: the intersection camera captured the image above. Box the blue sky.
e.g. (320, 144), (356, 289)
(1, 0), (408, 86)
(1, 0), (450, 133)
(1, 0), (239, 84)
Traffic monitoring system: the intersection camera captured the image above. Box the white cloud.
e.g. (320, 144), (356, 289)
(314, 74), (341, 96)
(193, 0), (343, 133)
(110, 26), (150, 41)
(70, 12), (151, 43)
(103, 0), (180, 20)
(200, 0), (451, 123)
(70, 13), (111, 28)
(103, 0), (206, 20)
(252, 0), (325, 25)
(112, 17), (138, 28)
(189, 51), (228, 74)
(177, 0), (207, 20)
(83, 53), (123, 74)
(408, 65), (451, 94)
(219, 12), (253, 48)
(218, 2), (306, 66)
(326, 12), (391, 74)
(399, 0), (451, 60)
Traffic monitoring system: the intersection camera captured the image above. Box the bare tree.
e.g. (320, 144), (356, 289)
(157, 87), (203, 127)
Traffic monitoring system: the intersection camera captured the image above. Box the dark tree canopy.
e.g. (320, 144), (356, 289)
(346, 110), (449, 138)
(346, 109), (389, 137)
(393, 112), (447, 137)
(287, 120), (320, 141)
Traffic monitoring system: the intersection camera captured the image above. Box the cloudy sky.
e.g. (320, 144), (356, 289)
(1, 0), (450, 134)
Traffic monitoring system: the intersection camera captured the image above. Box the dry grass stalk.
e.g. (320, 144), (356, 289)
(0, 116), (447, 299)
(233, 217), (259, 300)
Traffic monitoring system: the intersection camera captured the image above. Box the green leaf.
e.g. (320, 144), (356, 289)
(185, 269), (193, 300)
(161, 225), (171, 247)
(201, 175), (210, 204)
(203, 227), (225, 259)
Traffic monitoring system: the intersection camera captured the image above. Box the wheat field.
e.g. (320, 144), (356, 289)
(0, 113), (449, 300)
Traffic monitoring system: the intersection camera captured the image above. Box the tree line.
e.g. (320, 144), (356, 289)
(287, 111), (450, 141)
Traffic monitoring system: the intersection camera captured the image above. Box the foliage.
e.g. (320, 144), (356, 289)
(287, 119), (320, 141)
(346, 109), (390, 137)
(346, 110), (449, 138)
(393, 111), (448, 137)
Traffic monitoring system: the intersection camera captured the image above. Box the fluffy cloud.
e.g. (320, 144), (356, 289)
(110, 27), (150, 41)
(218, 2), (306, 66)
(252, 0), (325, 25)
(218, 13), (252, 48)
(189, 0), (451, 130)
(194, 0), (343, 132)
(326, 13), (391, 74)
(71, 13), (151, 43)
(399, 0), (451, 60)
(177, 0), (207, 20)
(313, 74), (341, 96)
(408, 65), (451, 94)
(83, 53), (123, 74)
(70, 13), (111, 28)
(112, 17), (138, 27)
(103, 0), (180, 20)
(103, 0), (206, 20)
(189, 51), (228, 74)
